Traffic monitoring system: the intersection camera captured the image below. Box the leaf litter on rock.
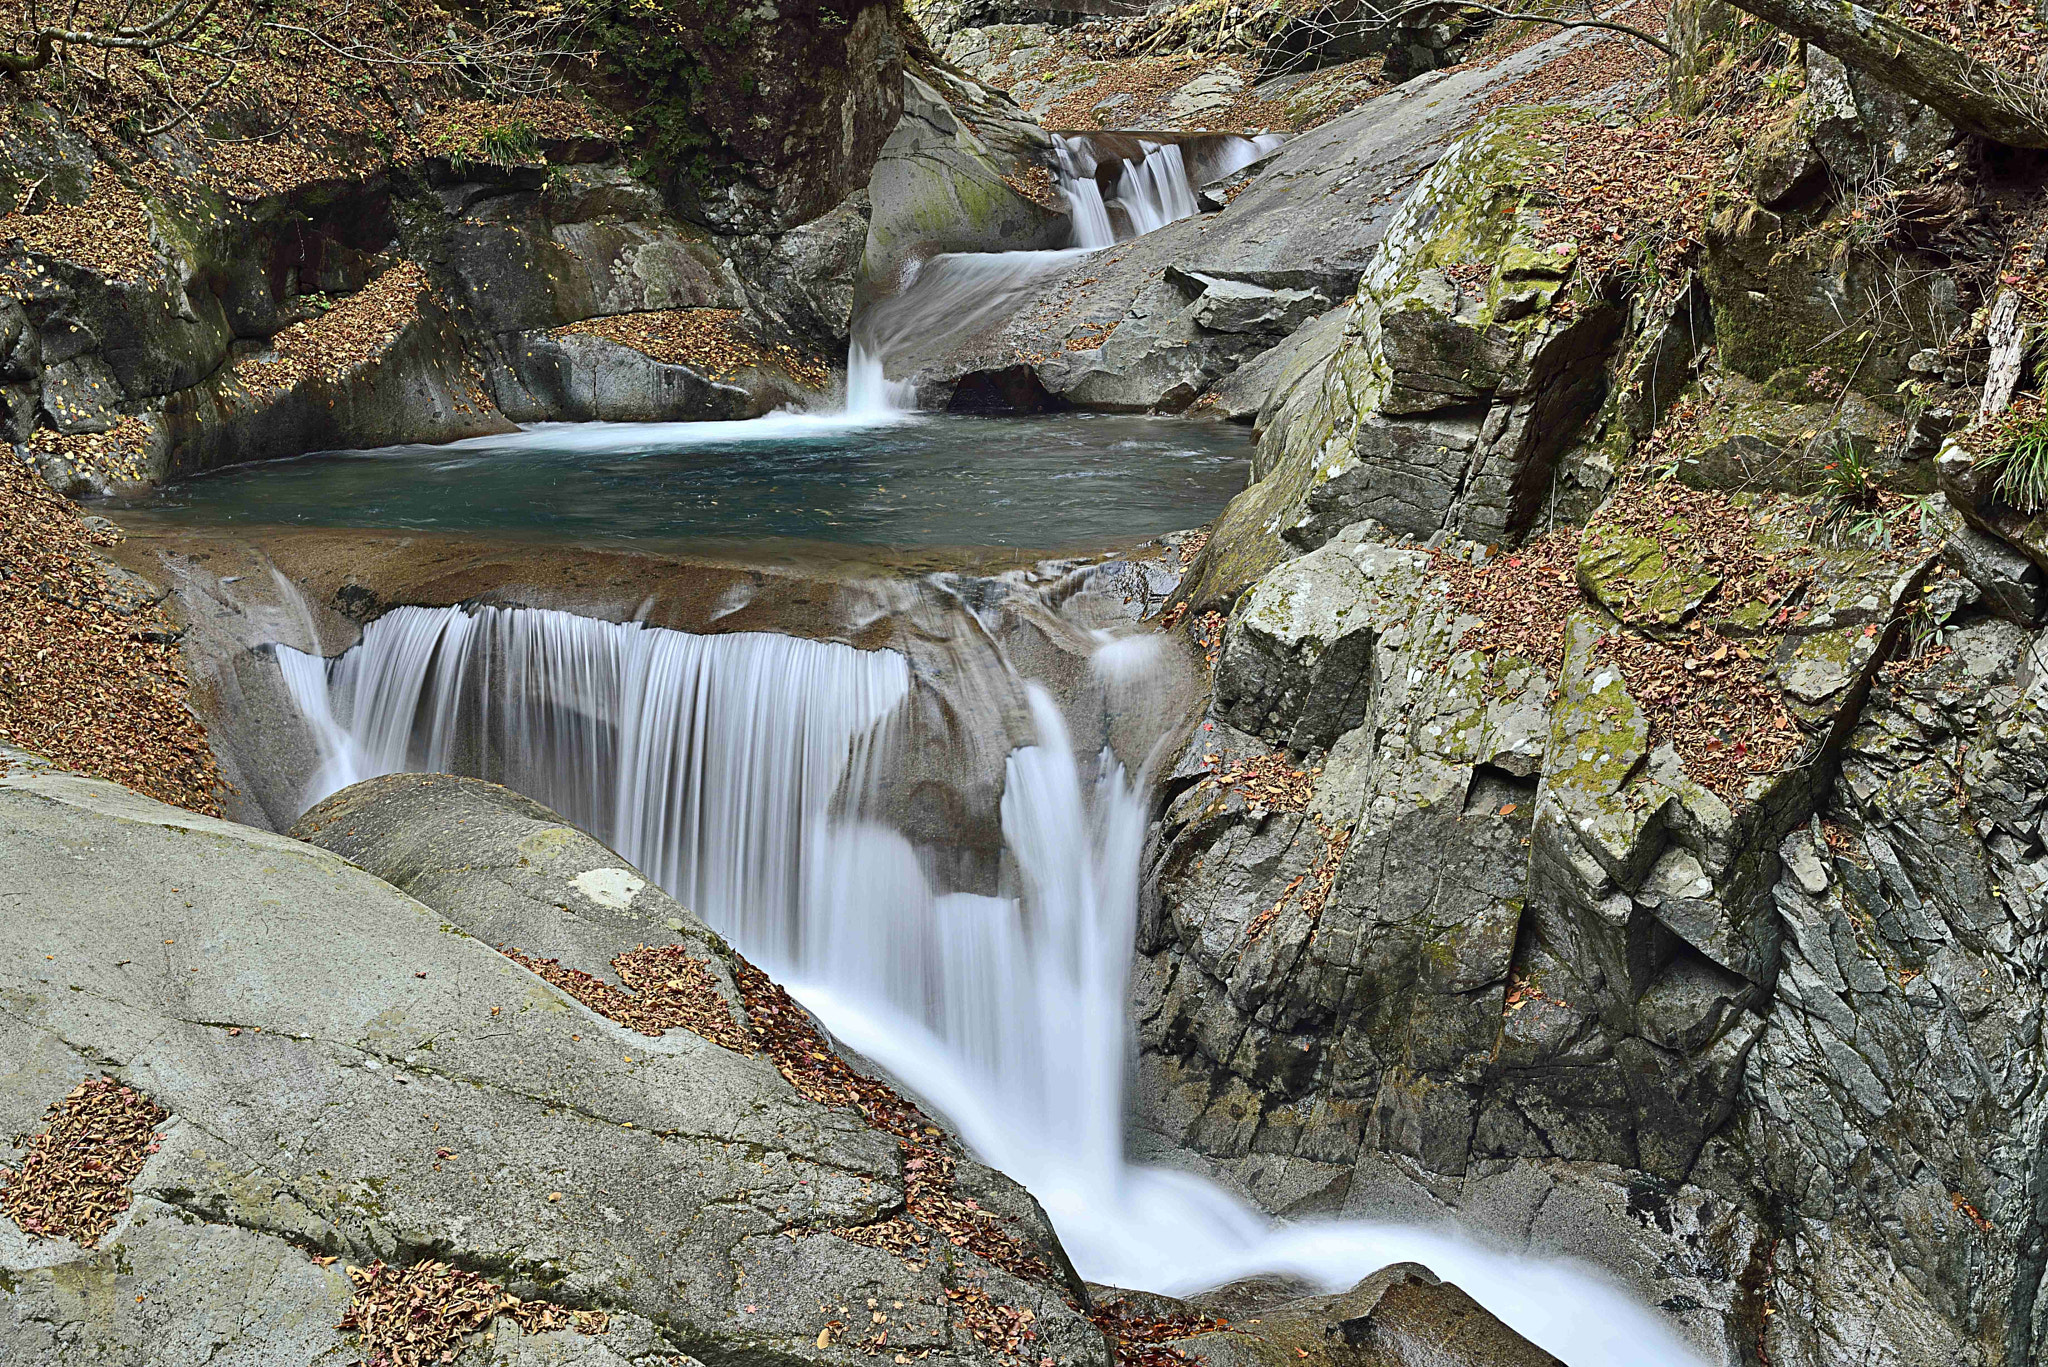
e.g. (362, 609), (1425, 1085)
(0, 1075), (168, 1248)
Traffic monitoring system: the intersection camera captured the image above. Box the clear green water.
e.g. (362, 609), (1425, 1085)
(136, 411), (1253, 551)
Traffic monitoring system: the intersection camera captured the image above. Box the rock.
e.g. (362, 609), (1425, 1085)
(1942, 522), (2047, 624)
(859, 67), (1069, 302)
(731, 190), (874, 350)
(1176, 273), (1330, 335)
(1798, 47), (1953, 186)
(0, 766), (1103, 1367)
(1730, 617), (2048, 1364)
(1938, 437), (2048, 579)
(160, 282), (516, 477)
(1703, 193), (1964, 396)
(1098, 1263), (1561, 1367)
(1185, 106), (1625, 586)
(1662, 372), (1928, 495)
(1161, 70), (1246, 123)
(1193, 305), (1346, 422)
(429, 165), (745, 338)
(491, 329), (804, 423)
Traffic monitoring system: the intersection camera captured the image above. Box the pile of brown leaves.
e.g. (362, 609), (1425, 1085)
(1523, 112), (1738, 297)
(240, 263), (428, 398)
(1583, 482), (1808, 794)
(22, 415), (157, 487)
(339, 1260), (606, 1367)
(0, 1076), (167, 1247)
(504, 944), (751, 1053)
(1201, 751), (1317, 811)
(556, 309), (830, 390)
(0, 171), (157, 284)
(1245, 818), (1349, 945)
(1593, 624), (1800, 793)
(0, 453), (223, 812)
(946, 1285), (1041, 1361)
(1003, 165), (1064, 212)
(1089, 1296), (1225, 1367)
(1433, 528), (1584, 678)
(1899, 0), (2048, 77)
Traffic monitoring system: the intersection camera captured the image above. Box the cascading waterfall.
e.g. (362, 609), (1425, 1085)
(275, 605), (911, 962)
(848, 131), (1285, 413)
(1116, 141), (1199, 237)
(278, 597), (1707, 1367)
(1053, 136), (1116, 250)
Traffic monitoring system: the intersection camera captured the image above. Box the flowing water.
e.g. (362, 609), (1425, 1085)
(271, 597), (1709, 1367)
(844, 131), (1286, 404)
(222, 119), (1699, 1365)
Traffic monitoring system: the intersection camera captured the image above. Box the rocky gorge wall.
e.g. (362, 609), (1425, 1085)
(1126, 11), (2048, 1365)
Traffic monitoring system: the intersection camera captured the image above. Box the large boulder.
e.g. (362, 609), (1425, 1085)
(0, 766), (1105, 1367)
(1179, 107), (1625, 608)
(860, 66), (1070, 302)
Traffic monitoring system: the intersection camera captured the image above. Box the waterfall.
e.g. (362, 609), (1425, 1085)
(1117, 141), (1199, 237)
(277, 598), (1708, 1367)
(849, 132), (1283, 409)
(1053, 135), (1117, 250)
(275, 605), (911, 962)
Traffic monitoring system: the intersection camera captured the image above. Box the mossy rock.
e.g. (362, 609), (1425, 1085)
(1576, 519), (1723, 633)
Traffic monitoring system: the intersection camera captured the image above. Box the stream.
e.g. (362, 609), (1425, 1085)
(155, 131), (1709, 1367)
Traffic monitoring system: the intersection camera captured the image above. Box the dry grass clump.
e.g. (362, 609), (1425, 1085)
(0, 1076), (168, 1247)
(339, 1260), (606, 1367)
(556, 309), (831, 390)
(0, 452), (223, 813)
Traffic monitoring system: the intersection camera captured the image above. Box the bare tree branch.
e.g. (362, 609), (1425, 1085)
(1370, 1), (1673, 57)
(3, 0), (222, 75)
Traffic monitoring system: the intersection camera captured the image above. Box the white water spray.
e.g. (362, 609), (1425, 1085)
(279, 600), (1707, 1367)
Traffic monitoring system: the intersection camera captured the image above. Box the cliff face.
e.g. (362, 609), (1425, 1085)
(1134, 9), (2048, 1361)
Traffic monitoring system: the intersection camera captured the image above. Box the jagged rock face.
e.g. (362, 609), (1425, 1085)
(1732, 621), (2048, 1364)
(1136, 480), (1999, 1355)
(0, 766), (1104, 1367)
(1181, 109), (1625, 610)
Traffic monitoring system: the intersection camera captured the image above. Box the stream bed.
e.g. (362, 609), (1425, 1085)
(131, 410), (1254, 552)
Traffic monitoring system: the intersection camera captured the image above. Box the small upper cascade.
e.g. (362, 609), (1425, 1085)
(1119, 140), (1199, 236)
(1053, 136), (1117, 249)
(1050, 131), (1286, 245)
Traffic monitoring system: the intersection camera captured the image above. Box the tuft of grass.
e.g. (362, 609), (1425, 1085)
(1979, 412), (2048, 514)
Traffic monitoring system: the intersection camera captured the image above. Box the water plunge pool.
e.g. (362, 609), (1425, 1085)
(132, 410), (1254, 553)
